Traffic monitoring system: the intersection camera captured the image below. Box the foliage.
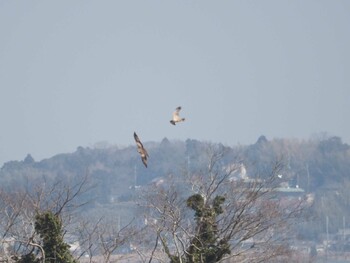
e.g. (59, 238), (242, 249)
(185, 194), (230, 263)
(1, 134), (350, 257)
(141, 144), (302, 262)
(35, 211), (76, 263)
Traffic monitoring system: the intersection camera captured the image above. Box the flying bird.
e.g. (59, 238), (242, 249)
(133, 132), (149, 168)
(170, 106), (185, 125)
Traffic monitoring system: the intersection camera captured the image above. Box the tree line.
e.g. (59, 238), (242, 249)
(0, 142), (308, 262)
(0, 135), (349, 262)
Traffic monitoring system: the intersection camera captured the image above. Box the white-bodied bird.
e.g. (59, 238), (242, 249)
(170, 106), (185, 125)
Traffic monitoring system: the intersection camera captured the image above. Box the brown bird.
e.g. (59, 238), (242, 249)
(133, 132), (149, 168)
(170, 106), (185, 125)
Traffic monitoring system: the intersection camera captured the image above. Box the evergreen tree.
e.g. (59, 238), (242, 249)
(186, 194), (230, 263)
(166, 194), (230, 263)
(35, 211), (76, 263)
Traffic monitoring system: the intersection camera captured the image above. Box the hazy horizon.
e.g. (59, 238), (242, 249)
(1, 1), (349, 166)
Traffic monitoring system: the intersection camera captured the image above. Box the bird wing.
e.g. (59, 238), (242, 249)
(134, 132), (144, 153)
(134, 132), (143, 147)
(141, 156), (148, 167)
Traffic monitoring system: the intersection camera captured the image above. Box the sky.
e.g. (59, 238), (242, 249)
(0, 1), (349, 166)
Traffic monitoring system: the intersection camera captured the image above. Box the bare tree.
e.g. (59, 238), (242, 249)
(0, 174), (92, 262)
(140, 143), (305, 263)
(75, 216), (137, 263)
(0, 190), (41, 262)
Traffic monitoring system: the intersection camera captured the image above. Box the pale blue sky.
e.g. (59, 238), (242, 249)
(0, 1), (349, 166)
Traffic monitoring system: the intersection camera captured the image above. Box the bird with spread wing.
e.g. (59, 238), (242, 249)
(170, 106), (185, 125)
(133, 132), (149, 168)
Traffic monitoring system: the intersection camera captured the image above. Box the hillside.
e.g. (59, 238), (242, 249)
(1, 135), (350, 238)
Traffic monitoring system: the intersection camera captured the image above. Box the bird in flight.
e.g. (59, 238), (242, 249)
(170, 106), (185, 125)
(133, 132), (149, 168)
